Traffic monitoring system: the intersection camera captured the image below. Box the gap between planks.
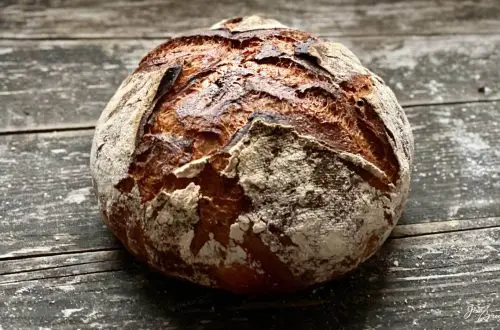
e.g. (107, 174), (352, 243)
(2, 99), (499, 136)
(390, 216), (500, 238)
(2, 31), (500, 41)
(0, 123), (96, 136)
(0, 247), (123, 263)
(1, 218), (499, 263)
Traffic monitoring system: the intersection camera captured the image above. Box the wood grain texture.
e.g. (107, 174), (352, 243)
(1, 0), (499, 39)
(0, 130), (120, 259)
(1, 227), (500, 329)
(0, 39), (150, 132)
(1, 102), (499, 260)
(405, 101), (500, 223)
(1, 35), (499, 133)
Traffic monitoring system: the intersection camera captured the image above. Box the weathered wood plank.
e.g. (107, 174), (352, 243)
(1, 0), (499, 38)
(0, 130), (120, 259)
(0, 39), (151, 133)
(0, 250), (128, 284)
(1, 227), (499, 329)
(1, 35), (498, 132)
(404, 101), (500, 223)
(1, 101), (499, 260)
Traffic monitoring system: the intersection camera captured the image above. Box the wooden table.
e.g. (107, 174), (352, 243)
(1, 1), (499, 328)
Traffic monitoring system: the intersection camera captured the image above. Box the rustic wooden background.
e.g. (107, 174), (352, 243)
(1, 0), (499, 329)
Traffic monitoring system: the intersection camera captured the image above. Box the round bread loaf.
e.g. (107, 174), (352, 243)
(90, 16), (414, 294)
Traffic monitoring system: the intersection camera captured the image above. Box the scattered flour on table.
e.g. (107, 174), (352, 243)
(62, 308), (84, 318)
(64, 187), (91, 204)
(58, 285), (76, 292)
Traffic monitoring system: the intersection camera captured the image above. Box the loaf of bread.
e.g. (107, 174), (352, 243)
(90, 16), (414, 293)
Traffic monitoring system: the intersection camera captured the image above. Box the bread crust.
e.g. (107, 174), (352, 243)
(90, 16), (414, 293)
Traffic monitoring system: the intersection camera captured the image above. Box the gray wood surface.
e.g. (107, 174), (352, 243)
(1, 227), (500, 329)
(0, 130), (119, 259)
(1, 0), (499, 38)
(1, 102), (499, 260)
(1, 35), (499, 133)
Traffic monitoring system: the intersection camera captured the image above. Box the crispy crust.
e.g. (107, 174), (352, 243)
(90, 16), (413, 293)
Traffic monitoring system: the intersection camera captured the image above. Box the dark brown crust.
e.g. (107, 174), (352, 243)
(110, 25), (401, 293)
(129, 30), (398, 197)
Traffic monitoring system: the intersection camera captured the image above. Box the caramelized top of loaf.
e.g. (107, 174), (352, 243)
(126, 27), (399, 202)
